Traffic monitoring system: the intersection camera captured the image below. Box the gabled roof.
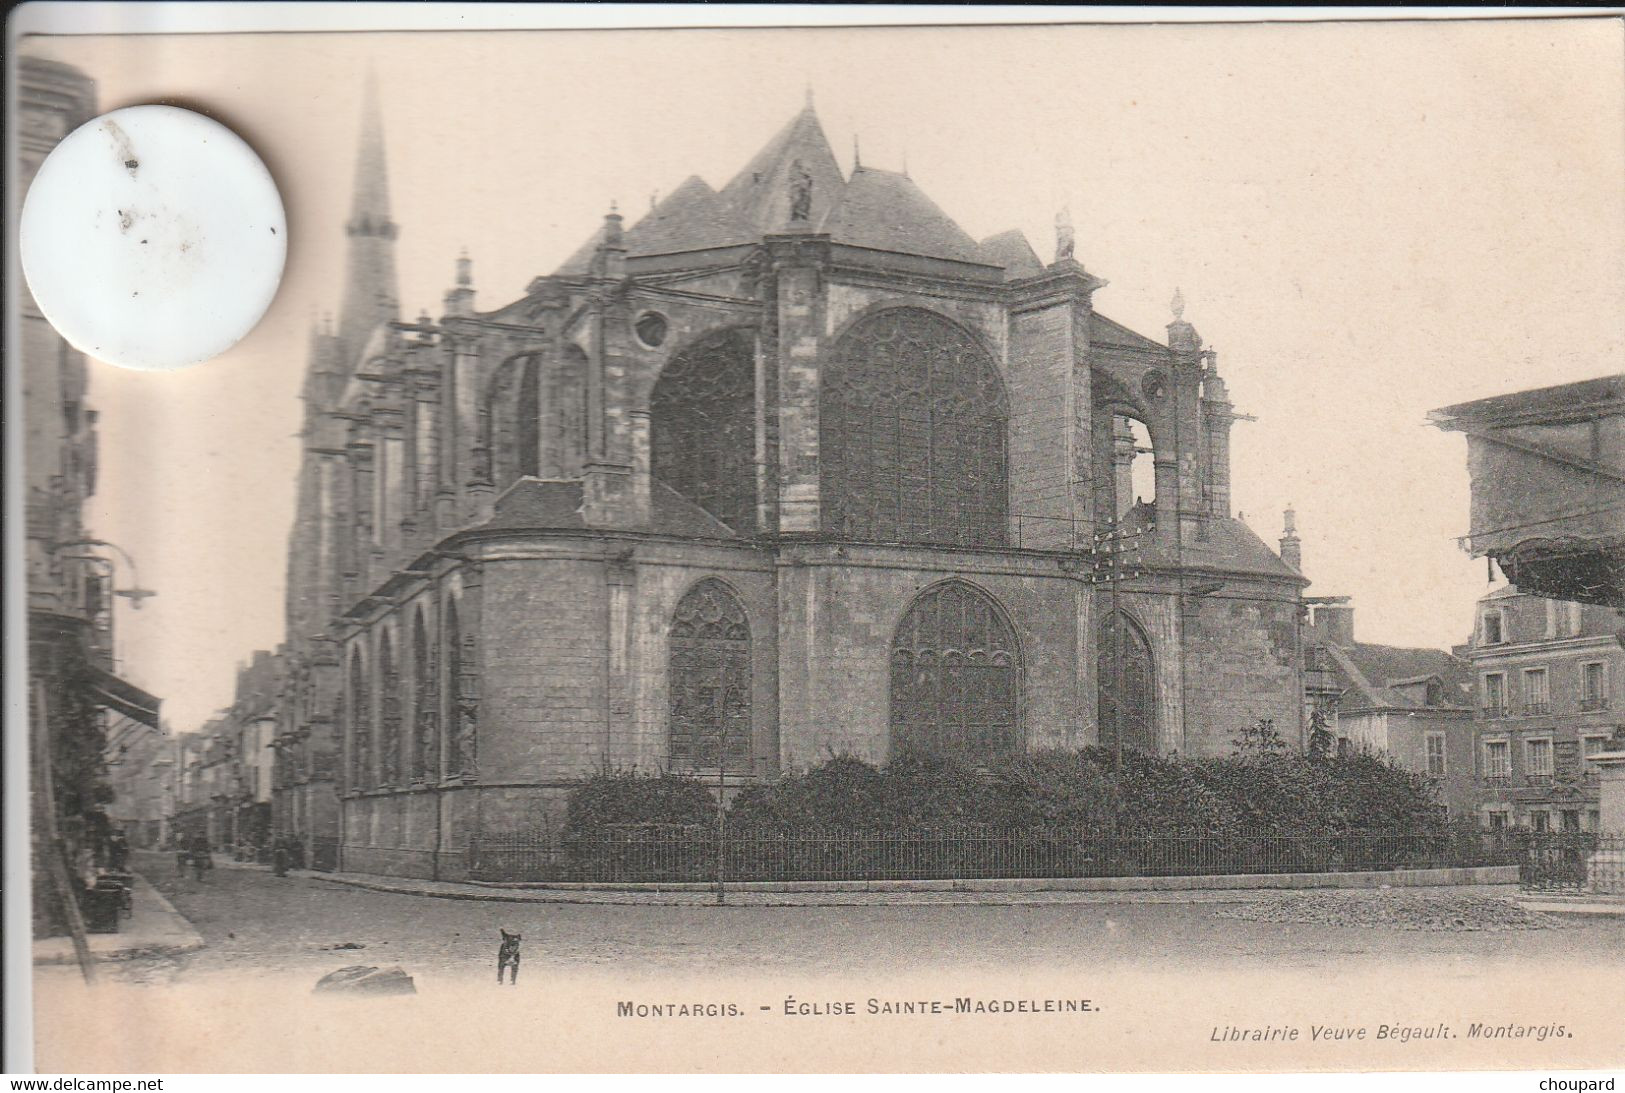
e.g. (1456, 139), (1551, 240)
(718, 103), (847, 234)
(819, 166), (987, 265)
(979, 230), (1045, 280)
(1323, 640), (1474, 712)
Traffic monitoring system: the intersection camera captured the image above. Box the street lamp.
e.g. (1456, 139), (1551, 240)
(55, 538), (156, 607)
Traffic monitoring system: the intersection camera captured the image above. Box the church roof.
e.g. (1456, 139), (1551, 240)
(554, 176), (759, 275)
(460, 477), (738, 540)
(1117, 509), (1305, 583)
(1089, 313), (1167, 353)
(717, 101), (847, 234)
(553, 101), (1003, 273)
(978, 230), (1045, 280)
(629, 176), (758, 255)
(819, 165), (987, 265)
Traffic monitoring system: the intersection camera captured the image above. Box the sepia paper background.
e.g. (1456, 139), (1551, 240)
(12, 9), (1625, 1075)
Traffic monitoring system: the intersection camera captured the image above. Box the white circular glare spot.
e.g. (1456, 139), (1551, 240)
(20, 104), (286, 372)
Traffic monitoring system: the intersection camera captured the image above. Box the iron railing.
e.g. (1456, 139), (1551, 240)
(1512, 831), (1625, 892)
(465, 826), (1523, 885)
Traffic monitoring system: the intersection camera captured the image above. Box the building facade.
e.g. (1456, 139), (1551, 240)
(1284, 512), (1476, 817)
(278, 88), (1307, 879)
(1468, 586), (1624, 830)
(21, 57), (162, 931)
(1430, 375), (1624, 609)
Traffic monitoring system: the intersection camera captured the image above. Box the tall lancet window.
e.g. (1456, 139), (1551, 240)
(348, 649), (371, 791)
(822, 308), (1009, 547)
(378, 631), (402, 786)
(1097, 611), (1156, 753)
(552, 346), (588, 477)
(650, 329), (757, 535)
(412, 608), (439, 783)
(668, 579), (752, 767)
(443, 598), (468, 777)
(890, 581), (1020, 761)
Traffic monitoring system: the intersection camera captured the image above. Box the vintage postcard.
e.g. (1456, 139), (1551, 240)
(10, 8), (1625, 1076)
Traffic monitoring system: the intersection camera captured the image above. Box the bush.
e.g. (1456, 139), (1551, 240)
(563, 743), (1449, 842)
(563, 770), (717, 840)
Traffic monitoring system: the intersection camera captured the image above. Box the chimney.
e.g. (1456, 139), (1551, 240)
(1279, 506), (1302, 572)
(1312, 602), (1355, 648)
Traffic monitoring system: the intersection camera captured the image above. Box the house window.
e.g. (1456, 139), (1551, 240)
(1522, 668), (1549, 715)
(1586, 810), (1601, 832)
(1481, 610), (1505, 645)
(1582, 734), (1610, 773)
(1482, 673), (1506, 717)
(1581, 661), (1608, 711)
(1525, 737), (1553, 781)
(1487, 810), (1509, 831)
(1483, 739), (1511, 782)
(1425, 732), (1446, 777)
(1530, 809), (1550, 833)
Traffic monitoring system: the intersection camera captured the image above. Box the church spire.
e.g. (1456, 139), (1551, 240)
(337, 69), (400, 369)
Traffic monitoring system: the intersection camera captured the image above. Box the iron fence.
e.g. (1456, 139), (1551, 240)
(1511, 831), (1625, 892)
(466, 826), (1523, 885)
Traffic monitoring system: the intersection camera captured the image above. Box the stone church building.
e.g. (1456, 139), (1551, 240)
(280, 86), (1306, 878)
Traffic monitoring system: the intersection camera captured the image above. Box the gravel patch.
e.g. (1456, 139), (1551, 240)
(1214, 891), (1572, 931)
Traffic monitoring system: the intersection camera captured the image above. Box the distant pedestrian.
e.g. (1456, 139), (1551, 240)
(176, 844), (189, 876)
(189, 835), (212, 882)
(107, 830), (130, 872)
(272, 837), (289, 878)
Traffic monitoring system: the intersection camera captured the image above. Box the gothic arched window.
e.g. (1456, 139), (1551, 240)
(668, 578), (752, 767)
(822, 308), (1009, 547)
(1097, 611), (1155, 753)
(890, 581), (1020, 761)
(378, 631), (401, 786)
(552, 345), (588, 477)
(412, 608), (439, 783)
(348, 649), (370, 791)
(650, 329), (757, 535)
(443, 598), (469, 777)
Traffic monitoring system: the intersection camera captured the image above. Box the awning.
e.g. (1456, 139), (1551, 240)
(78, 663), (161, 728)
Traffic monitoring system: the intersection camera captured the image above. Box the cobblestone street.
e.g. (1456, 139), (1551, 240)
(94, 853), (1623, 987)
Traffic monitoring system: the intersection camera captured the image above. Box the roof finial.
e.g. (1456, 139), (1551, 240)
(456, 247), (472, 288)
(1055, 205), (1075, 263)
(805, 82), (815, 110)
(1171, 287), (1185, 321)
(853, 133), (861, 171)
(901, 141), (909, 178)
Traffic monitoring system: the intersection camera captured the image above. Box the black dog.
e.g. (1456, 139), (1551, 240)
(497, 928), (521, 984)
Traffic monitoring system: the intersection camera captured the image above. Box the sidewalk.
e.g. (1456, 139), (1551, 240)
(1516, 892), (1625, 917)
(302, 867), (1524, 907)
(32, 872), (205, 965)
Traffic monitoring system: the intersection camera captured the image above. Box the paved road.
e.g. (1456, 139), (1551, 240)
(122, 852), (1623, 986)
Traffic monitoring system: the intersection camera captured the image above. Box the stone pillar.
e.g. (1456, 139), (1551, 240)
(1588, 751), (1625, 893)
(1165, 293), (1206, 549)
(374, 406), (405, 557)
(1006, 264), (1100, 550)
(767, 234), (830, 535)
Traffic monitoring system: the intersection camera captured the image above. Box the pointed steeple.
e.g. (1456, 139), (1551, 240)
(337, 69), (400, 371)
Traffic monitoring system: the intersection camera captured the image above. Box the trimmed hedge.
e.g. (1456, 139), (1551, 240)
(565, 744), (1447, 839)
